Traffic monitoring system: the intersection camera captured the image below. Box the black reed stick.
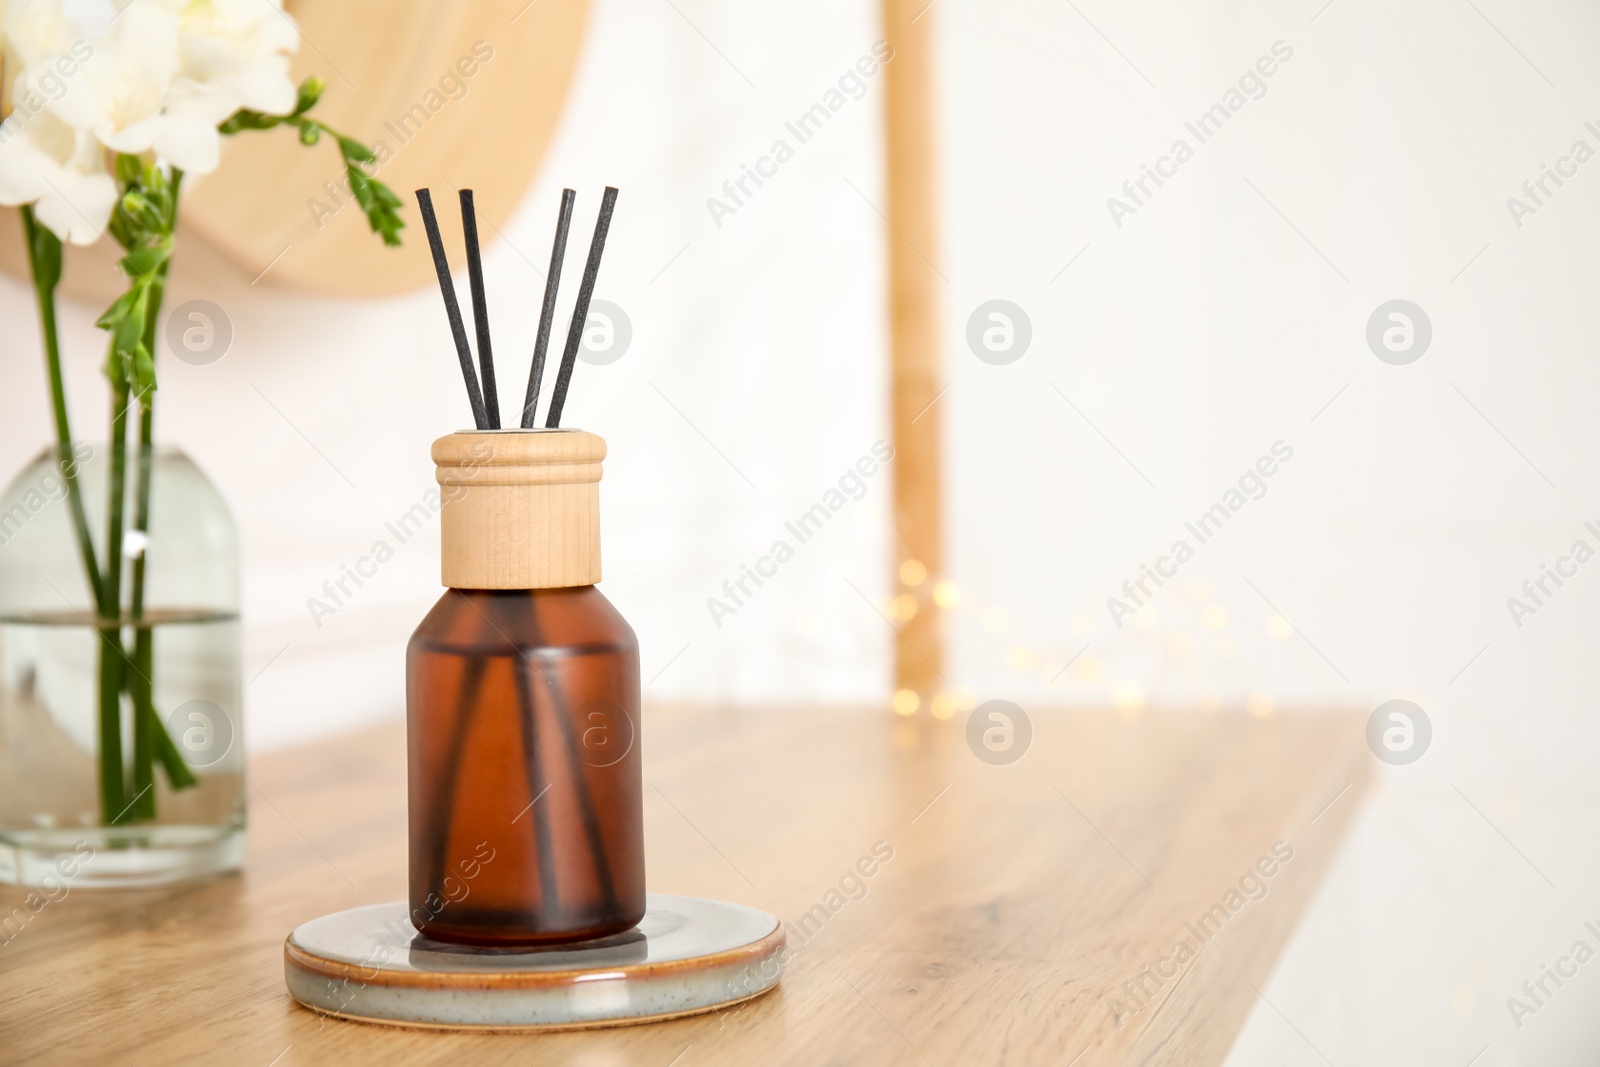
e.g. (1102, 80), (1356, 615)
(459, 189), (500, 429)
(521, 189), (576, 429)
(522, 595), (617, 902)
(545, 186), (618, 428)
(415, 189), (488, 430)
(506, 597), (562, 917)
(435, 593), (616, 924)
(428, 650), (488, 901)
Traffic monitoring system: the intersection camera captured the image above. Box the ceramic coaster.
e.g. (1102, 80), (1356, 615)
(284, 894), (785, 1031)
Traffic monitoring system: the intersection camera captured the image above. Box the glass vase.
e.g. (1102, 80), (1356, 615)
(0, 444), (244, 887)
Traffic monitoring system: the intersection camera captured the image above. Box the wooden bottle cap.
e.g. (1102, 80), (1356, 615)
(433, 429), (604, 590)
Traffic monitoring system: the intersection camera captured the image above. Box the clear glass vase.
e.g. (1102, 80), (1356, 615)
(0, 444), (244, 887)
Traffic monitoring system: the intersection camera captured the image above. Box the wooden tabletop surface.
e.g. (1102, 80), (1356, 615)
(0, 705), (1368, 1066)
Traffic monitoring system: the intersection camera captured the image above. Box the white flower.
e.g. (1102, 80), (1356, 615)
(4, 0), (71, 66)
(45, 0), (303, 175)
(0, 107), (116, 244)
(0, 0), (299, 239)
(1, 0), (74, 115)
(170, 0), (299, 117)
(122, 0), (298, 132)
(38, 2), (206, 165)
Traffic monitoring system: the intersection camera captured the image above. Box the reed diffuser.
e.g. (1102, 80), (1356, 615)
(285, 186), (786, 1029)
(406, 185), (641, 944)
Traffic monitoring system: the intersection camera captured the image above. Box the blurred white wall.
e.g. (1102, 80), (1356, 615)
(2, 0), (1599, 1062)
(935, 1), (1600, 1065)
(0, 0), (895, 751)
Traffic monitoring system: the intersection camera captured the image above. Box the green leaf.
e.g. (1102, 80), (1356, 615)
(116, 153), (142, 186)
(231, 86), (405, 248)
(293, 76), (325, 117)
(114, 294), (147, 357)
(337, 135), (374, 165)
(120, 245), (169, 280)
(130, 343), (157, 401)
(348, 165), (405, 247)
(97, 282), (150, 385)
(139, 160), (166, 192)
(119, 192), (164, 234)
(218, 108), (285, 135)
(107, 154), (181, 254)
(96, 286), (144, 331)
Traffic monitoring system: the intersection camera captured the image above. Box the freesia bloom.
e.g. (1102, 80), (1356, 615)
(0, 0), (299, 242)
(0, 108), (116, 244)
(0, 0), (111, 244)
(167, 0), (299, 117)
(42, 3), (209, 168)
(1, 0), (75, 114)
(4, 0), (73, 68)
(128, 0), (301, 167)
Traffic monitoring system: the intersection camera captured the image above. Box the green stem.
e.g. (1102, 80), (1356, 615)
(119, 674), (195, 793)
(100, 349), (132, 825)
(95, 626), (126, 825)
(129, 172), (195, 800)
(128, 416), (155, 820)
(20, 205), (134, 824)
(153, 713), (193, 790)
(128, 299), (158, 819)
(20, 208), (105, 614)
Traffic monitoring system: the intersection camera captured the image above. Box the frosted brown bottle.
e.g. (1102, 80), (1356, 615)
(406, 429), (644, 945)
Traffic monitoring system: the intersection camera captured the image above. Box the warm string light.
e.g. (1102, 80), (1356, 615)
(886, 557), (972, 718)
(879, 567), (1295, 718)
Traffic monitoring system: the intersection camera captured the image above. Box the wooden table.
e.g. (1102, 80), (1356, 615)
(0, 706), (1368, 1065)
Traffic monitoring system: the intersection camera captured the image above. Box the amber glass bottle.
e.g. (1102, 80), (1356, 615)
(406, 430), (644, 945)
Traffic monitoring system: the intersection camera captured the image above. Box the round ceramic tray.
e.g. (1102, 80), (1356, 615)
(284, 894), (785, 1031)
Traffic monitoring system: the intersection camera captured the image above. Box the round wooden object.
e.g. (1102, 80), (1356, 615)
(434, 428), (605, 590)
(0, 0), (591, 300)
(283, 894), (786, 1031)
